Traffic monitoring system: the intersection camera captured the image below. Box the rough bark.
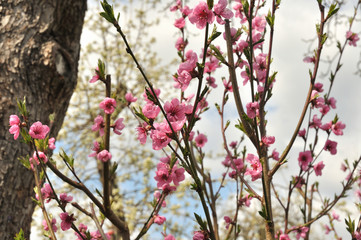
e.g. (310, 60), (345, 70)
(0, 0), (86, 239)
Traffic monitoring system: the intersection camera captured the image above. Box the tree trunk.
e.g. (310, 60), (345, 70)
(0, 0), (86, 239)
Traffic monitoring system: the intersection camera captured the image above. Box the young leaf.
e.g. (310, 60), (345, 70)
(194, 213), (208, 231)
(14, 228), (26, 240)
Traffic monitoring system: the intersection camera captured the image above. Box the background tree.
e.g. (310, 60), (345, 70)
(0, 0), (87, 239)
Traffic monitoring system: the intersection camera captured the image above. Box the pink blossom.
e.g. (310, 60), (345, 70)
(327, 97), (336, 109)
(48, 137), (56, 150)
(262, 136), (275, 147)
(298, 128), (306, 138)
(332, 210), (340, 221)
(188, 1), (215, 29)
(89, 141), (100, 157)
(175, 37), (187, 52)
(320, 122), (332, 131)
(154, 215), (166, 225)
(195, 133), (207, 148)
(9, 115), (21, 140)
(42, 218), (57, 232)
(36, 183), (54, 203)
(174, 17), (185, 29)
(332, 121), (345, 136)
(271, 149), (280, 161)
(246, 102), (259, 119)
(239, 194), (252, 207)
(9, 114), (20, 126)
(313, 161), (325, 176)
(91, 115), (104, 136)
(314, 82), (324, 92)
(170, 0), (181, 12)
(309, 114), (321, 129)
(298, 151), (312, 171)
(324, 139), (337, 155)
(33, 151), (48, 164)
(236, 40), (248, 53)
(90, 230), (111, 240)
(346, 31), (360, 47)
(245, 154), (262, 181)
(178, 50), (198, 73)
(150, 124), (172, 150)
(204, 56), (220, 73)
(172, 166), (185, 186)
(252, 15), (266, 32)
(193, 231), (206, 240)
(182, 6), (192, 16)
(223, 27), (239, 44)
(99, 97), (116, 114)
(75, 223), (88, 240)
(154, 190), (166, 207)
(295, 226), (309, 240)
(59, 193), (73, 205)
(125, 92), (137, 103)
(279, 233), (291, 240)
(97, 150), (112, 162)
(324, 224), (331, 234)
(223, 78), (233, 92)
(303, 56), (315, 64)
(253, 53), (268, 82)
(174, 70), (192, 91)
(229, 141), (237, 149)
(29, 121), (50, 139)
(136, 123), (148, 145)
(164, 98), (186, 122)
(214, 0), (233, 24)
(59, 212), (75, 231)
(356, 189), (361, 201)
(206, 76), (217, 88)
(90, 67), (100, 83)
(142, 103), (160, 120)
(164, 234), (176, 240)
(161, 183), (177, 193)
(154, 166), (172, 188)
(340, 163), (347, 172)
(353, 231), (361, 240)
(224, 216), (232, 229)
(113, 118), (125, 135)
(294, 176), (305, 188)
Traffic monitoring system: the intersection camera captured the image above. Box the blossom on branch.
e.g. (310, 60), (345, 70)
(99, 97), (116, 114)
(29, 121), (50, 139)
(9, 115), (21, 140)
(188, 1), (215, 29)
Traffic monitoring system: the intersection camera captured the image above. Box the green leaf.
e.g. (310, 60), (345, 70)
(59, 149), (74, 169)
(14, 228), (26, 240)
(327, 3), (339, 19)
(134, 106), (150, 123)
(321, 33), (328, 45)
(207, 0), (214, 9)
(235, 119), (246, 134)
(345, 216), (355, 234)
(258, 205), (267, 220)
(194, 213), (208, 231)
(18, 155), (31, 169)
(208, 25), (221, 43)
(210, 45), (226, 64)
(100, 0), (116, 23)
(241, 0), (249, 16)
(17, 97), (28, 117)
(266, 10), (274, 27)
(225, 120), (230, 130)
